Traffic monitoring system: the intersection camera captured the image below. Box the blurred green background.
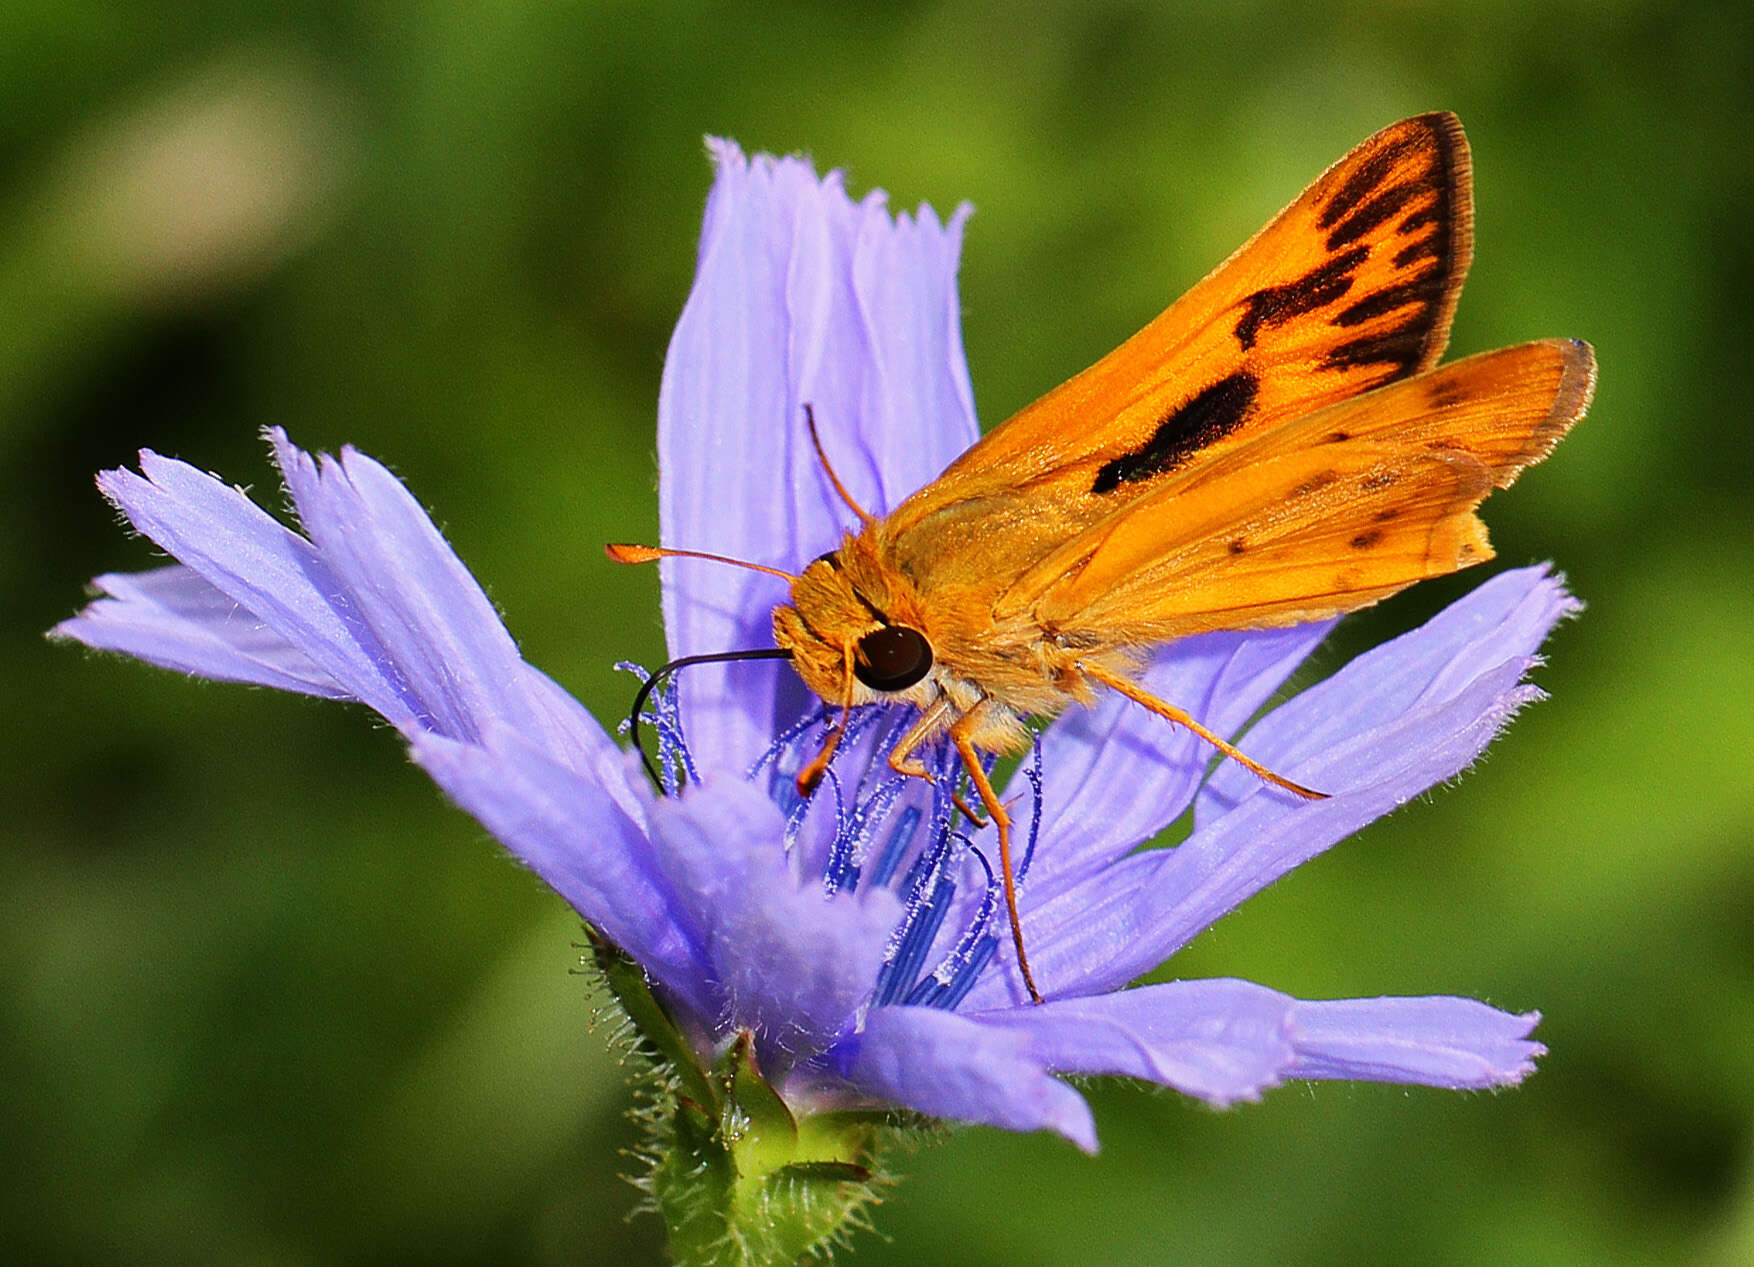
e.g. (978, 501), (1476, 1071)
(5, 2), (1751, 1263)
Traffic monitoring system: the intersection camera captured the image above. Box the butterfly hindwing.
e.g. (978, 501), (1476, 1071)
(1030, 443), (1494, 638)
(1168, 339), (1597, 497)
(1011, 339), (1594, 636)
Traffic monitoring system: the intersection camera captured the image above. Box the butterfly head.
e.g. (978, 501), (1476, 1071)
(774, 544), (938, 712)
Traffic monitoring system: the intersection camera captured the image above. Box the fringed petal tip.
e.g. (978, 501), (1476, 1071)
(1286, 997), (1545, 1090)
(658, 136), (981, 776)
(47, 565), (352, 699)
(704, 134), (851, 205)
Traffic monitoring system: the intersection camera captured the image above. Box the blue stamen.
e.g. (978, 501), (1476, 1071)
(816, 768), (867, 895)
(615, 661), (705, 795)
(768, 766), (803, 818)
(902, 969), (946, 1006)
(750, 704), (830, 776)
(830, 775), (908, 895)
(1018, 733), (1044, 881)
(937, 936), (999, 1010)
(611, 661), (649, 738)
(738, 694), (1031, 1013)
(923, 840), (1001, 1001)
(894, 794), (954, 901)
(867, 805), (921, 887)
(874, 860), (956, 1006)
(838, 704), (889, 753)
(748, 701), (835, 801)
(786, 764), (844, 862)
(656, 706), (691, 792)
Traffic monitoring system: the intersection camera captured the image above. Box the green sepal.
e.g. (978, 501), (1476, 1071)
(584, 934), (897, 1262)
(649, 1028), (890, 1265)
(585, 929), (718, 1112)
(720, 1030), (798, 1174)
(651, 1093), (738, 1264)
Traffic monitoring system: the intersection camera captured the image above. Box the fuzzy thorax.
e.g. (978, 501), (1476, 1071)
(772, 533), (1125, 758)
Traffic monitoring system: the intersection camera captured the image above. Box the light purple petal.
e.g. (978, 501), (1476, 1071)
(60, 435), (632, 806)
(407, 726), (715, 1024)
(647, 777), (902, 1064)
(84, 452), (423, 725)
(657, 141), (977, 776)
(977, 981), (1541, 1103)
(51, 564), (351, 698)
(976, 978), (1297, 1105)
(517, 664), (649, 822)
(845, 1005), (1097, 1152)
(968, 568), (1573, 1006)
(1286, 995), (1543, 1088)
(269, 429), (544, 746)
(1019, 621), (1334, 895)
(1198, 564), (1579, 818)
(842, 195), (979, 504)
(1015, 664), (1539, 1002)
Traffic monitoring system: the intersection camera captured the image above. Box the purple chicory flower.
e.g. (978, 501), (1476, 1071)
(53, 139), (1564, 1159)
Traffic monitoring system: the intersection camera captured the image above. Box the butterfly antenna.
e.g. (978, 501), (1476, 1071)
(627, 648), (794, 791)
(803, 404), (877, 526)
(606, 543), (799, 582)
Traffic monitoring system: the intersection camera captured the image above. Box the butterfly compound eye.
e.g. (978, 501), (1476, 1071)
(853, 626), (933, 692)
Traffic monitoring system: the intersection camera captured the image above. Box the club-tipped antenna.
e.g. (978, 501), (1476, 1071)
(605, 542), (800, 582)
(627, 647), (795, 790)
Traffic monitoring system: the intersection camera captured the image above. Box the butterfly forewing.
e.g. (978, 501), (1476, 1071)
(886, 112), (1473, 592)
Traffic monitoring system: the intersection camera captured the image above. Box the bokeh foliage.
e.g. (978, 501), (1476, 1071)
(5, 2), (1752, 1263)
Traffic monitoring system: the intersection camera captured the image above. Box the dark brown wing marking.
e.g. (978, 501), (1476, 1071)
(1234, 247), (1369, 350)
(1091, 371), (1259, 493)
(881, 114), (1475, 599)
(1315, 114), (1466, 375)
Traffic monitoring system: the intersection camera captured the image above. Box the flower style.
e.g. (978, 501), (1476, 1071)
(55, 142), (1564, 1172)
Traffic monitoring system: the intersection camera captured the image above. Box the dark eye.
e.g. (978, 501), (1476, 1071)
(853, 625), (933, 692)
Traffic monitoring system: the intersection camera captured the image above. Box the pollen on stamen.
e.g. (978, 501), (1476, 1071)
(874, 858), (958, 1007)
(616, 661), (700, 793)
(827, 776), (909, 895)
(867, 805), (923, 888)
(908, 842), (1002, 1008)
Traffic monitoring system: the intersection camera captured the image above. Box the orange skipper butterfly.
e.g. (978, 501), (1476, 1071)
(612, 113), (1594, 1001)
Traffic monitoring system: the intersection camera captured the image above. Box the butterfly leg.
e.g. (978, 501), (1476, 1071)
(886, 698), (991, 829)
(949, 703), (1045, 1004)
(1077, 660), (1327, 800)
(885, 695), (953, 779)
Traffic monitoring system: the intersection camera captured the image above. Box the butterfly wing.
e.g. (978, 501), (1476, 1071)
(884, 112), (1473, 584)
(1010, 339), (1595, 638)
